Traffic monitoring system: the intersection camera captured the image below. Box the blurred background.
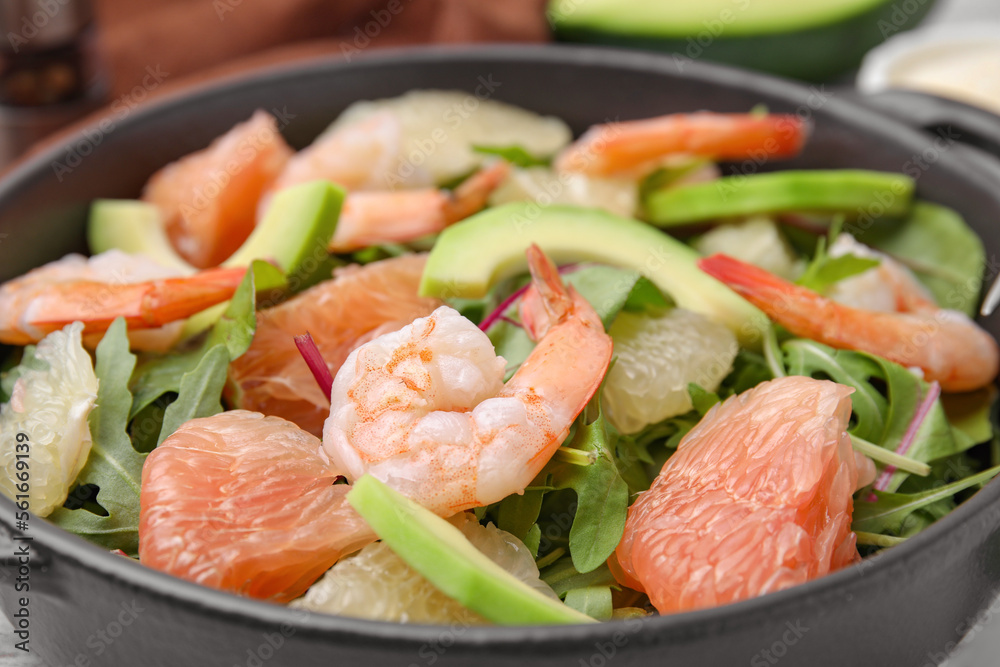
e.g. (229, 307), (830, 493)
(0, 0), (997, 167)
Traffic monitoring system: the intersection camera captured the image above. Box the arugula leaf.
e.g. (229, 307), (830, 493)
(867, 356), (957, 492)
(156, 345), (229, 446)
(851, 202), (985, 315)
(688, 383), (720, 416)
(546, 401), (629, 574)
(523, 523), (542, 558)
(496, 489), (545, 543)
(797, 252), (879, 293)
(782, 339), (887, 441)
(852, 465), (1000, 535)
(541, 558), (617, 597)
(48, 319), (144, 555)
(782, 339), (967, 491)
(941, 388), (996, 451)
(203, 260), (272, 360)
(472, 144), (551, 168)
(130, 262), (261, 417)
(564, 586), (613, 621)
(489, 266), (670, 378)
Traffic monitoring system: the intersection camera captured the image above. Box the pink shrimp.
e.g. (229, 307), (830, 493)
(322, 245), (613, 515)
(0, 251), (246, 349)
(699, 253), (1000, 392)
(554, 112), (808, 178)
(328, 161), (509, 252)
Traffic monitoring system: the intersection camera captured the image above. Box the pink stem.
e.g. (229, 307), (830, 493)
(478, 263), (581, 332)
(294, 333), (334, 400)
(871, 380), (942, 494)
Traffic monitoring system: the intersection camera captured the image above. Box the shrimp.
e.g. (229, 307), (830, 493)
(554, 112), (808, 178)
(0, 250), (246, 351)
(329, 161), (509, 252)
(255, 106), (508, 252)
(227, 254), (442, 436)
(322, 245), (613, 515)
(698, 253), (1000, 392)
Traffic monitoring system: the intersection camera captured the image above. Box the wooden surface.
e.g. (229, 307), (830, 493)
(1, 0), (998, 664)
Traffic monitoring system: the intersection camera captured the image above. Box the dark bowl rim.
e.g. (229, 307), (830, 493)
(2, 42), (999, 648)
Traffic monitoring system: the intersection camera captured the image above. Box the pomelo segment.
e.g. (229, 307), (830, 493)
(0, 323), (98, 517)
(292, 513), (555, 624)
(143, 110), (292, 268)
(602, 308), (737, 434)
(615, 375), (867, 614)
(227, 254), (441, 435)
(138, 411), (373, 602)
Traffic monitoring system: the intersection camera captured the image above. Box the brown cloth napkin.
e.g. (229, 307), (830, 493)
(93, 0), (551, 99)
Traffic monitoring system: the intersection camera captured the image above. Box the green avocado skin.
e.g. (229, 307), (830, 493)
(551, 0), (937, 82)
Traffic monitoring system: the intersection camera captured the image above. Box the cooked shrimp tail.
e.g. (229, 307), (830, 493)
(328, 162), (509, 253)
(554, 112), (808, 177)
(698, 253), (1000, 392)
(19, 266), (247, 340)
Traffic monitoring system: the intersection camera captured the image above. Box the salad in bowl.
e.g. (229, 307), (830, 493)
(1, 86), (997, 631)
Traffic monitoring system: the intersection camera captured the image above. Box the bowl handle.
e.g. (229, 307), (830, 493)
(851, 89), (1000, 159)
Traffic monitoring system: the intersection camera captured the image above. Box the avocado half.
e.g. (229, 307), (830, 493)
(549, 0), (938, 81)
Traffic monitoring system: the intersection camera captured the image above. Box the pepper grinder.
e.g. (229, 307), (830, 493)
(0, 0), (107, 167)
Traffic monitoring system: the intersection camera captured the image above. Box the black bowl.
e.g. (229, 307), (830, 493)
(2, 45), (1000, 667)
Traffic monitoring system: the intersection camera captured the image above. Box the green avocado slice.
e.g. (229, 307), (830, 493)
(88, 199), (193, 273)
(419, 203), (767, 347)
(346, 475), (595, 625)
(89, 181), (345, 336)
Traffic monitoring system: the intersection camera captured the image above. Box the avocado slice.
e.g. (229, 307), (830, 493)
(90, 180), (344, 275)
(220, 180), (344, 271)
(346, 475), (595, 625)
(644, 170), (915, 227)
(549, 0), (933, 81)
(419, 203), (767, 347)
(88, 200), (193, 273)
(180, 180), (345, 336)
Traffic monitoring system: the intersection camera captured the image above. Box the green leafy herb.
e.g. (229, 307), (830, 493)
(851, 201), (985, 315)
(203, 260), (274, 361)
(488, 266), (670, 378)
(783, 338), (963, 491)
(130, 261), (261, 417)
(541, 558), (617, 597)
(852, 465), (1000, 535)
(941, 388), (996, 451)
(797, 251), (879, 293)
(564, 586), (613, 621)
(48, 319), (144, 555)
(157, 345), (229, 446)
(496, 489), (545, 543)
(543, 399), (630, 573)
(472, 144), (551, 168)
